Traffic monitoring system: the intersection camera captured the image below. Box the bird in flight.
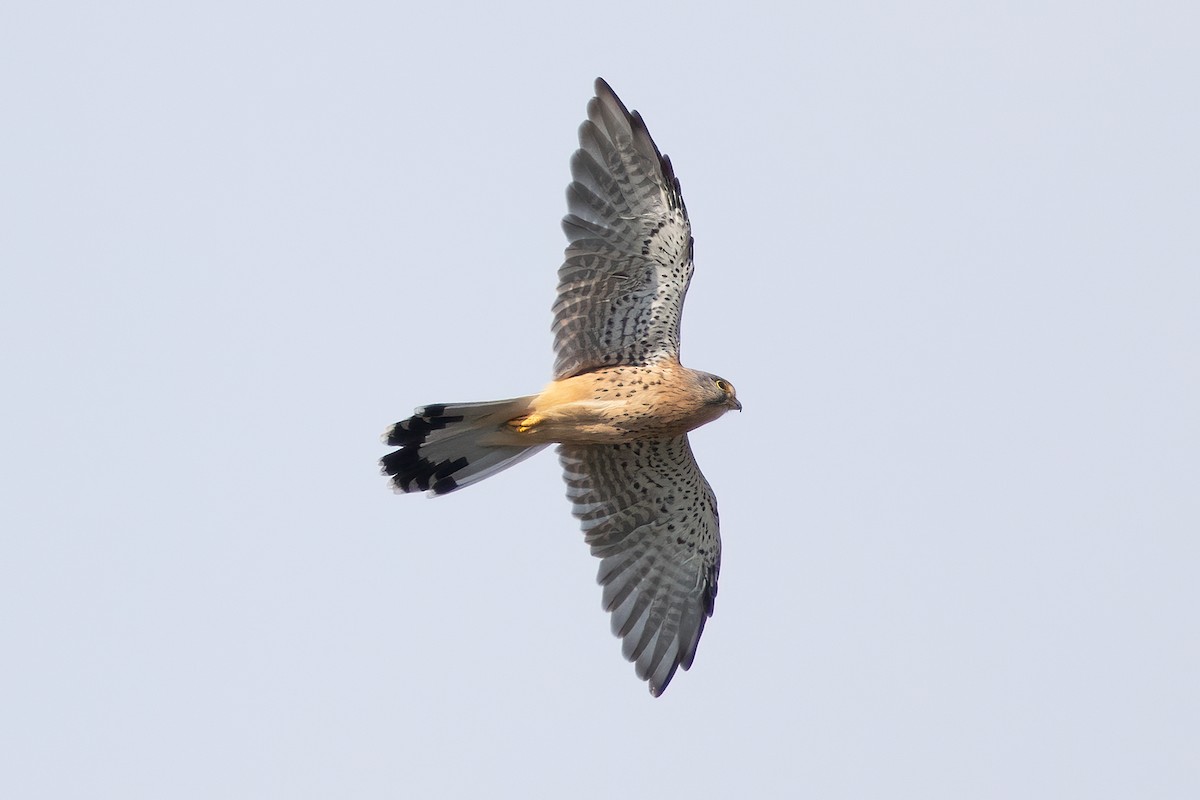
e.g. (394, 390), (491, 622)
(381, 78), (740, 696)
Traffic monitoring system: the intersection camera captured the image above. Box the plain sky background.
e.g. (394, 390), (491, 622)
(2, 1), (1198, 797)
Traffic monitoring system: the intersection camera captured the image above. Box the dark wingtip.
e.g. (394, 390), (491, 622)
(585, 77), (686, 216)
(593, 77), (632, 121)
(648, 662), (681, 697)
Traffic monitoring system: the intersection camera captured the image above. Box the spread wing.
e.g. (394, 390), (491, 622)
(552, 78), (694, 380)
(558, 436), (720, 696)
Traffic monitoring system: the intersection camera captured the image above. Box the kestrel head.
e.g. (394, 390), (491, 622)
(700, 372), (742, 413)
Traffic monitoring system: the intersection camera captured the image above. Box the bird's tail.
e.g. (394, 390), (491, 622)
(380, 396), (547, 496)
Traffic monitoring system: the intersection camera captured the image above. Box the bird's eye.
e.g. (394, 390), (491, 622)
(715, 379), (729, 392)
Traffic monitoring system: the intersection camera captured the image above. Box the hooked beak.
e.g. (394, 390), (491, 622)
(729, 397), (743, 412)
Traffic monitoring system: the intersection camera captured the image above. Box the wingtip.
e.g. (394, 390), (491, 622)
(591, 77), (633, 121)
(580, 78), (686, 216)
(647, 664), (680, 697)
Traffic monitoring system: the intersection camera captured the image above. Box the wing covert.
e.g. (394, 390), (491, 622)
(558, 435), (720, 696)
(552, 78), (694, 379)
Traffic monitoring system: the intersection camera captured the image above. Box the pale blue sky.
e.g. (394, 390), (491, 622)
(2, 2), (1198, 798)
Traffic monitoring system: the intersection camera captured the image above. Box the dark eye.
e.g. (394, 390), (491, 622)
(715, 379), (729, 392)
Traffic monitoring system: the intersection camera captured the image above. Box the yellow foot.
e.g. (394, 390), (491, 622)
(507, 413), (543, 434)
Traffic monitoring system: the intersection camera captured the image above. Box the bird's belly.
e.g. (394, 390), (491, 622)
(495, 365), (711, 445)
(510, 398), (705, 445)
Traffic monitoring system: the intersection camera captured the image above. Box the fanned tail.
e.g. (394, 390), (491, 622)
(380, 396), (546, 496)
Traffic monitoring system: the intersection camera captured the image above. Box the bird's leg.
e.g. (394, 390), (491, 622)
(507, 413), (543, 434)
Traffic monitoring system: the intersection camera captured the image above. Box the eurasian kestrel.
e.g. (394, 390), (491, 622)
(381, 78), (740, 696)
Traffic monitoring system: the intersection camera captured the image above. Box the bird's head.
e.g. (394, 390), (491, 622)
(702, 373), (742, 413)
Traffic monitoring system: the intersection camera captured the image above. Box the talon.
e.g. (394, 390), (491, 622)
(508, 413), (543, 434)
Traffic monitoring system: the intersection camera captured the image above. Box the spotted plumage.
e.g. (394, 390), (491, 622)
(381, 78), (740, 696)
